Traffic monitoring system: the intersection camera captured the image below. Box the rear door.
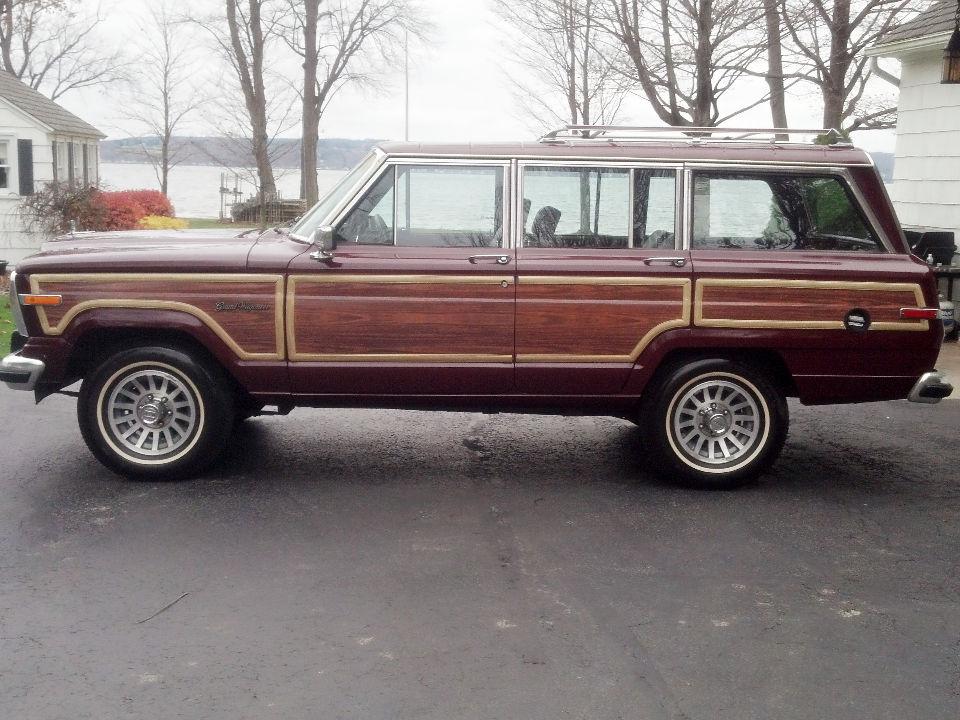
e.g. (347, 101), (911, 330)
(514, 161), (691, 394)
(287, 159), (515, 396)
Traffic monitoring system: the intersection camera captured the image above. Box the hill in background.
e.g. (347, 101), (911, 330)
(101, 136), (379, 170)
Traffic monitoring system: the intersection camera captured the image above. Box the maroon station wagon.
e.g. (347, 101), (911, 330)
(1, 126), (953, 488)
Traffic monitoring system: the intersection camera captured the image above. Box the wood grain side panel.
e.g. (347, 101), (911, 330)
(516, 279), (691, 361)
(696, 280), (928, 331)
(30, 274), (285, 359)
(289, 276), (514, 361)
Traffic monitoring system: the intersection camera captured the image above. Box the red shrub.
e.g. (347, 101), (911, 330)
(92, 191), (147, 231)
(121, 189), (174, 217)
(19, 185), (175, 234)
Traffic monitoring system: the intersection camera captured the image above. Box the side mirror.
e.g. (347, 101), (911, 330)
(310, 225), (335, 262)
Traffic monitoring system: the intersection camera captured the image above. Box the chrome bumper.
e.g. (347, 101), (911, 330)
(908, 371), (953, 404)
(0, 352), (45, 391)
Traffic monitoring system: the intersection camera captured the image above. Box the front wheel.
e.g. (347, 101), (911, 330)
(78, 346), (235, 480)
(639, 359), (789, 489)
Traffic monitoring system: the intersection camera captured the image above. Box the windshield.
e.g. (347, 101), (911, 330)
(290, 151), (382, 241)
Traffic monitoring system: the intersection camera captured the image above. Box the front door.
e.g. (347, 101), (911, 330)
(287, 160), (515, 396)
(514, 162), (691, 394)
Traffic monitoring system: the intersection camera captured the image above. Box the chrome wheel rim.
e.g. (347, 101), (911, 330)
(102, 366), (201, 460)
(669, 376), (766, 470)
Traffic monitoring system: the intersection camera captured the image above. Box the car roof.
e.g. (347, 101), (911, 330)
(376, 141), (873, 167)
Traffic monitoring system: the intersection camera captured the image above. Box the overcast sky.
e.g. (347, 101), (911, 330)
(56, 0), (898, 153)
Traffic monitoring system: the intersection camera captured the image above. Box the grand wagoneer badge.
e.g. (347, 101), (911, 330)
(215, 301), (270, 313)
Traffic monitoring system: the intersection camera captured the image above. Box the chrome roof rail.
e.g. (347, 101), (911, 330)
(539, 125), (851, 146)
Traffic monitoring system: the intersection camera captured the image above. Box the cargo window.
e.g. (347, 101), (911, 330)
(691, 172), (883, 253)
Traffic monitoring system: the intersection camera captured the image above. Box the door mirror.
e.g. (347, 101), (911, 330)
(310, 225), (336, 262)
(312, 225), (335, 251)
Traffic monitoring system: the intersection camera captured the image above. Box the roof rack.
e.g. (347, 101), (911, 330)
(539, 125), (850, 146)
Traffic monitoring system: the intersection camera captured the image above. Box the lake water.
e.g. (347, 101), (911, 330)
(100, 163), (346, 219)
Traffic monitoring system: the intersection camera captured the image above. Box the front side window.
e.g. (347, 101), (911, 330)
(337, 164), (504, 248)
(291, 151), (381, 240)
(692, 172), (883, 253)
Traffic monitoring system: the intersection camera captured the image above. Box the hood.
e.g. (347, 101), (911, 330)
(16, 229), (262, 274)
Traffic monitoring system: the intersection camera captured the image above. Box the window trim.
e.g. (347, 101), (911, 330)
(682, 164), (893, 254)
(515, 159), (683, 250)
(331, 158), (512, 249)
(0, 136), (12, 192)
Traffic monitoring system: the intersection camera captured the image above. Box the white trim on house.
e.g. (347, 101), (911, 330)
(867, 32), (953, 59)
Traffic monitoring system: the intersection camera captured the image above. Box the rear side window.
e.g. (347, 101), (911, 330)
(691, 172), (883, 253)
(337, 164), (504, 247)
(521, 166), (676, 249)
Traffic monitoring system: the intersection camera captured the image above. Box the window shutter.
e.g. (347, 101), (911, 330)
(17, 139), (33, 196)
(67, 142), (74, 185)
(51, 140), (58, 183)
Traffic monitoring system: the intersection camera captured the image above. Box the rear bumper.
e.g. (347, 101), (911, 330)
(0, 352), (45, 391)
(908, 371), (953, 404)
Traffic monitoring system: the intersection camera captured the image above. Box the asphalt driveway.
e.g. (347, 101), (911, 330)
(0, 389), (958, 719)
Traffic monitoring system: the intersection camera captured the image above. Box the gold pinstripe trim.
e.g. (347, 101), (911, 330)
(517, 275), (691, 286)
(516, 277), (692, 363)
(693, 278), (929, 331)
(287, 273), (515, 363)
(291, 274), (514, 285)
(29, 273), (286, 361)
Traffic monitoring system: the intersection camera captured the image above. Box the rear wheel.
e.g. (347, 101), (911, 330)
(639, 359), (788, 489)
(78, 346), (235, 479)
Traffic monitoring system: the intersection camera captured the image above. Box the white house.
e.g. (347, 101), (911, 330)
(867, 1), (960, 250)
(0, 71), (104, 264)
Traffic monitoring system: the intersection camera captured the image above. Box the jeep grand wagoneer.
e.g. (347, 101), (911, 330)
(2, 126), (952, 488)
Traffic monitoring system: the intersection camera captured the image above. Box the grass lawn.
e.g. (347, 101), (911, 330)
(0, 298), (12, 352)
(182, 217), (257, 230)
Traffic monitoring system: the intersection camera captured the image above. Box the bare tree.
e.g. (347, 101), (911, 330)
(600, 0), (768, 127)
(285, 0), (420, 205)
(192, 1), (290, 201)
(778, 0), (924, 132)
(495, 0), (627, 132)
(0, 0), (124, 100)
(123, 2), (205, 196)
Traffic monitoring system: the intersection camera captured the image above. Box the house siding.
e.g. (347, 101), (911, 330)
(890, 52), (960, 243)
(0, 98), (55, 264)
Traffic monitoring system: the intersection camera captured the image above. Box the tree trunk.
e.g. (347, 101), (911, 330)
(692, 0), (714, 126)
(764, 0), (788, 134)
(300, 0), (320, 205)
(160, 136), (169, 196)
(225, 0), (276, 202)
(821, 0), (851, 131)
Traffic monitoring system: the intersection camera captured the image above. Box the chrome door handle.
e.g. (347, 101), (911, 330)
(643, 256), (687, 267)
(469, 254), (511, 265)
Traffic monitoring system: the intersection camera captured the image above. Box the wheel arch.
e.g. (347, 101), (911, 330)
(57, 308), (252, 401)
(652, 348), (798, 398)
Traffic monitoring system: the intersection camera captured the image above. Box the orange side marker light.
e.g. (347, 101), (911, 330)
(20, 294), (63, 306)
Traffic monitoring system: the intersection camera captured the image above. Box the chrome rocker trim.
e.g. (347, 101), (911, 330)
(908, 371), (953, 404)
(0, 352), (45, 391)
